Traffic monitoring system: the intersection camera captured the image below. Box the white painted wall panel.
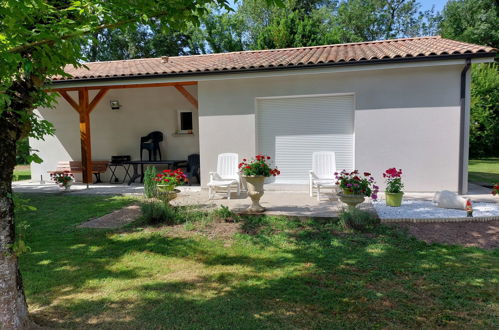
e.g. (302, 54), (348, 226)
(199, 64), (463, 191)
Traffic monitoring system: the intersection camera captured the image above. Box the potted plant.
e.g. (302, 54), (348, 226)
(239, 155), (280, 212)
(50, 172), (74, 191)
(153, 169), (187, 203)
(335, 170), (379, 209)
(383, 168), (404, 207)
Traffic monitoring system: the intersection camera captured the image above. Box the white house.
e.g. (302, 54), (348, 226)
(31, 36), (497, 193)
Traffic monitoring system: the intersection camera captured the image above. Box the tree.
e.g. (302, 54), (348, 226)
(0, 1), (247, 328)
(334, 0), (439, 42)
(439, 0), (498, 48)
(469, 63), (499, 158)
(196, 0), (440, 53)
(439, 0), (498, 158)
(84, 23), (203, 62)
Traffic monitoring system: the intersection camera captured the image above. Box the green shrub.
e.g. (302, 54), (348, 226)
(213, 205), (235, 221)
(143, 166), (158, 198)
(339, 208), (379, 232)
(140, 200), (177, 225)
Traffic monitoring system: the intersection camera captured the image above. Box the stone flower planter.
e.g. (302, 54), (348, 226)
(58, 182), (72, 191)
(156, 185), (180, 203)
(243, 175), (266, 212)
(339, 191), (365, 209)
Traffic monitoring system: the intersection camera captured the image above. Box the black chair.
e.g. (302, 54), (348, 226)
(186, 153), (200, 185)
(140, 131), (163, 161)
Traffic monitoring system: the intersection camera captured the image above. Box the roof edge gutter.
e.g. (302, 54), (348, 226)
(458, 58), (472, 194)
(49, 52), (497, 86)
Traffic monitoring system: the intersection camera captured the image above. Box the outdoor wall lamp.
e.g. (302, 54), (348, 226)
(110, 100), (121, 110)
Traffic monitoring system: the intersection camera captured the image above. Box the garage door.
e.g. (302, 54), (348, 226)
(256, 94), (354, 184)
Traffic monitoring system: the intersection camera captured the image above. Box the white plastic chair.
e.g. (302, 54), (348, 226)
(208, 153), (241, 200)
(309, 151), (337, 201)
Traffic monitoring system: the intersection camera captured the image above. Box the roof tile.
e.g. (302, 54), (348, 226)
(55, 36), (496, 82)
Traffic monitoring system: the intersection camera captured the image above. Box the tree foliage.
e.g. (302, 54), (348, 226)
(439, 0), (498, 48)
(469, 63), (499, 158)
(83, 0), (441, 58)
(439, 0), (498, 158)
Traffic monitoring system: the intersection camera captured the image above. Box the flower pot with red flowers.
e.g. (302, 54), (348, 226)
(335, 170), (379, 209)
(492, 183), (499, 199)
(239, 155), (281, 212)
(50, 172), (74, 191)
(154, 169), (187, 203)
(383, 168), (404, 207)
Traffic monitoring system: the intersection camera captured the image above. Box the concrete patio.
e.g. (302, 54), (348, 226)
(12, 180), (498, 218)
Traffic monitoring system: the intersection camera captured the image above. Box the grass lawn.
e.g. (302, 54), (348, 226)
(14, 165), (31, 181)
(17, 194), (498, 329)
(469, 158), (499, 184)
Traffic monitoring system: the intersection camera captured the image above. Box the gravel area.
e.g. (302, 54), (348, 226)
(393, 221), (499, 249)
(374, 200), (499, 219)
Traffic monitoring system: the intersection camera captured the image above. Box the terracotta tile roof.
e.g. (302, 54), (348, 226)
(55, 36), (496, 82)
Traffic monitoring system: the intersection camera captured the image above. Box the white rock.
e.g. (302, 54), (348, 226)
(433, 190), (467, 210)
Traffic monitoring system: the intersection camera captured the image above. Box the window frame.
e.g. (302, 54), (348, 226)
(177, 110), (194, 134)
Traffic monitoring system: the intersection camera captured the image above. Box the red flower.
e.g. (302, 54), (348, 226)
(364, 172), (371, 177)
(267, 156), (271, 160)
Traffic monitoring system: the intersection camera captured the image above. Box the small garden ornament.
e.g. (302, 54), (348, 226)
(239, 155), (280, 212)
(51, 172), (74, 191)
(154, 169), (187, 203)
(466, 199), (473, 217)
(383, 168), (404, 207)
(492, 183), (499, 198)
(335, 170), (379, 209)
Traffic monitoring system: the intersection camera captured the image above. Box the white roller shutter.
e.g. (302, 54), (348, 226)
(256, 94), (354, 184)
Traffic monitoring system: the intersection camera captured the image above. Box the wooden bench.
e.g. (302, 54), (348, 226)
(48, 161), (109, 183)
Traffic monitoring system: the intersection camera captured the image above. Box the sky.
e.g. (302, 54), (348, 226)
(419, 0), (448, 12)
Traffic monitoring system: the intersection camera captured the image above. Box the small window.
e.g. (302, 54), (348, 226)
(177, 110), (193, 133)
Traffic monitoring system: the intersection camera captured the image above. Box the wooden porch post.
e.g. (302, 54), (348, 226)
(78, 88), (92, 184)
(57, 87), (109, 185)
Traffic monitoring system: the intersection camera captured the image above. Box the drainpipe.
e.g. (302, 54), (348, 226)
(458, 58), (471, 194)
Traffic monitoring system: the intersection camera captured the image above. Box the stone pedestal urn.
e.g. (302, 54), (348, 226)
(156, 186), (180, 204)
(339, 192), (365, 209)
(59, 182), (72, 191)
(243, 176), (266, 212)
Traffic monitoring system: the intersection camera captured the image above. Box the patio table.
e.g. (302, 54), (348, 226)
(125, 160), (187, 185)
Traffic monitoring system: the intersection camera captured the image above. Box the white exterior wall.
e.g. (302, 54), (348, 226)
(198, 65), (463, 192)
(30, 85), (199, 182)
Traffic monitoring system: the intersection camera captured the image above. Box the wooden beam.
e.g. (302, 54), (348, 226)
(58, 90), (79, 113)
(88, 88), (109, 112)
(52, 81), (197, 92)
(78, 88), (93, 184)
(175, 85), (198, 109)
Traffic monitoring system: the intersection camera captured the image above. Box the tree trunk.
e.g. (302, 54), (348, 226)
(0, 111), (30, 329)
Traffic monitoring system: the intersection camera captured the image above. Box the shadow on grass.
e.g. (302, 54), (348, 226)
(468, 171), (499, 184)
(17, 194), (499, 329)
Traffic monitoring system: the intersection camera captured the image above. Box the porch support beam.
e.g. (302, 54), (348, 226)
(57, 87), (109, 184)
(88, 88), (109, 112)
(52, 81), (197, 92)
(58, 90), (79, 112)
(78, 88), (92, 184)
(174, 85), (198, 109)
